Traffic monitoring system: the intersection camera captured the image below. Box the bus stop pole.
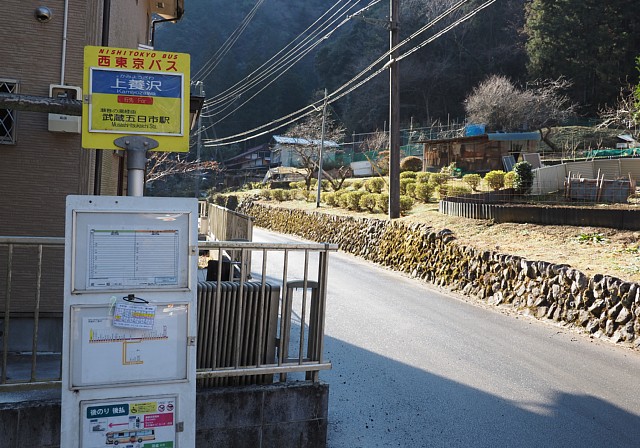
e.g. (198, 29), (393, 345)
(114, 135), (159, 197)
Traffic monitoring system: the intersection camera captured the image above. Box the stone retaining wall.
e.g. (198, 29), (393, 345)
(239, 200), (640, 348)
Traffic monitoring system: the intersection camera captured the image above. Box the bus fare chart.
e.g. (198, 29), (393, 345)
(88, 228), (179, 289)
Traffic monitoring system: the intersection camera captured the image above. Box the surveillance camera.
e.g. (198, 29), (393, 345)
(35, 6), (52, 22)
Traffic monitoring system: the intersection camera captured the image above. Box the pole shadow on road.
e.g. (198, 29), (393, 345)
(320, 331), (640, 448)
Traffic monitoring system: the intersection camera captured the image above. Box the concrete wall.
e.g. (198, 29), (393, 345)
(0, 382), (328, 448)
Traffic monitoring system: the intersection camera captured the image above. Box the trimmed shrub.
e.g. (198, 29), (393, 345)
(400, 171), (417, 179)
(400, 156), (423, 172)
(405, 182), (417, 198)
(441, 184), (472, 198)
(289, 189), (306, 200)
(399, 195), (414, 214)
(260, 189), (272, 200)
(376, 193), (389, 214)
(351, 180), (364, 190)
(305, 191), (317, 202)
(484, 170), (506, 191)
(337, 190), (350, 208)
(365, 177), (385, 194)
(436, 184), (449, 198)
(213, 194), (226, 207)
(323, 192), (337, 206)
(429, 173), (450, 186)
(416, 172), (430, 183)
(513, 161), (534, 195)
(414, 183), (434, 203)
(504, 171), (516, 189)
(462, 173), (482, 191)
(289, 181), (305, 190)
(271, 189), (290, 202)
(400, 178), (415, 195)
(359, 193), (378, 212)
(346, 191), (366, 211)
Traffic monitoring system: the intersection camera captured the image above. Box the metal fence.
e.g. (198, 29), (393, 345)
(0, 236), (64, 390)
(1, 236), (336, 390)
(196, 240), (337, 385)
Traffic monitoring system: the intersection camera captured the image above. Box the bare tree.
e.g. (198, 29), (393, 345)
(598, 84), (640, 136)
(359, 131), (390, 178)
(464, 75), (575, 151)
(283, 107), (346, 190)
(145, 152), (218, 184)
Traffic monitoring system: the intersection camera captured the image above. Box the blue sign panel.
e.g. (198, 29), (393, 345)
(91, 70), (181, 98)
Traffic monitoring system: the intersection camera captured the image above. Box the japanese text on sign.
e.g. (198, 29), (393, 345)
(82, 46), (190, 152)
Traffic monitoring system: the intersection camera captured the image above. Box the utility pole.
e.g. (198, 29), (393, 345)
(195, 81), (204, 198)
(388, 0), (400, 219)
(316, 88), (328, 208)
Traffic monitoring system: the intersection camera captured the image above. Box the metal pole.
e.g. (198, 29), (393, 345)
(94, 0), (110, 196)
(316, 89), (328, 208)
(114, 136), (159, 196)
(195, 81), (204, 198)
(389, 0), (400, 219)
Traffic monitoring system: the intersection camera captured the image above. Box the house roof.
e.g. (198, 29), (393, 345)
(224, 143), (269, 164)
(272, 135), (340, 148)
(618, 134), (638, 143)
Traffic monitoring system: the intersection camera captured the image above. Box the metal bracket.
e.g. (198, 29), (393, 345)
(176, 421), (184, 432)
(187, 336), (196, 347)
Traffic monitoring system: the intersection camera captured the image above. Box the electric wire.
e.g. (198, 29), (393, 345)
(200, 2), (368, 125)
(192, 0), (266, 81)
(201, 0), (366, 109)
(200, 0), (374, 117)
(202, 0), (494, 147)
(202, 0), (474, 145)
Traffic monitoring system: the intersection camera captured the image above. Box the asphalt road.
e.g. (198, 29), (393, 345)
(253, 227), (640, 448)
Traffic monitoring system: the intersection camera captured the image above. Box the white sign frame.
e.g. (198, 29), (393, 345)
(69, 303), (189, 388)
(71, 209), (192, 293)
(62, 196), (197, 448)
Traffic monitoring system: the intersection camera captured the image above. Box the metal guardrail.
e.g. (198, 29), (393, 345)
(206, 203), (253, 242)
(196, 240), (337, 385)
(0, 236), (64, 390)
(1, 236), (337, 390)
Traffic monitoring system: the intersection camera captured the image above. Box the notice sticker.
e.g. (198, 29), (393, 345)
(113, 303), (156, 329)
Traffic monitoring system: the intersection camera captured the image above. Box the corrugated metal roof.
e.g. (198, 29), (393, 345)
(272, 135), (340, 148)
(618, 134), (638, 143)
(487, 132), (540, 141)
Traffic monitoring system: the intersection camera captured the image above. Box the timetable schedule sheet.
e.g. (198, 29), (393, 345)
(87, 228), (180, 289)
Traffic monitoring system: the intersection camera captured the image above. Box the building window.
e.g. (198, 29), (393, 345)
(0, 79), (18, 145)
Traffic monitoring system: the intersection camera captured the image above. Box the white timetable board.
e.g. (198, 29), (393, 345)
(71, 209), (191, 292)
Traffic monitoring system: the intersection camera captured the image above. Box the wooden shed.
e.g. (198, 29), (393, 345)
(419, 132), (541, 173)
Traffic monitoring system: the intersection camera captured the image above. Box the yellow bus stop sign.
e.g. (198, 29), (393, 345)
(82, 46), (190, 152)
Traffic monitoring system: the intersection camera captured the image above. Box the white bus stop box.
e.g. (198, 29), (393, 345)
(61, 196), (198, 448)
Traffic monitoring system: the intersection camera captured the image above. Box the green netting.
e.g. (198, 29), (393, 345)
(400, 144), (423, 157)
(584, 148), (640, 158)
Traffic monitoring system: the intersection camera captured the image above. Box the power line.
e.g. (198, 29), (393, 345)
(192, 0), (266, 81)
(203, 0), (494, 147)
(201, 0), (366, 107)
(200, 0), (374, 118)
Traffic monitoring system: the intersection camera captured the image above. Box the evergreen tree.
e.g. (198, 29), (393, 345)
(525, 0), (640, 115)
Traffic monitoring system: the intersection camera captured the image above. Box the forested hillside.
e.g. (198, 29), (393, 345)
(156, 0), (640, 143)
